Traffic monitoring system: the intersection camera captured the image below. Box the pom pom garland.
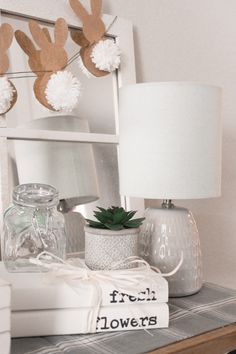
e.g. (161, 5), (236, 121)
(45, 71), (81, 112)
(91, 39), (121, 72)
(0, 76), (15, 114)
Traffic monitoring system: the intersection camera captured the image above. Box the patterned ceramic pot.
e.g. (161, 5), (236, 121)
(85, 226), (139, 270)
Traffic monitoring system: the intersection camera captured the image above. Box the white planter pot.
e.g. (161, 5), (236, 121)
(85, 226), (139, 270)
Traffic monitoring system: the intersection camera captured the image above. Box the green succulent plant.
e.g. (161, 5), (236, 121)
(86, 206), (145, 231)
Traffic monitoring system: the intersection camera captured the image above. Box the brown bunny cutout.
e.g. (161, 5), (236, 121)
(0, 23), (17, 114)
(15, 18), (69, 110)
(70, 0), (109, 77)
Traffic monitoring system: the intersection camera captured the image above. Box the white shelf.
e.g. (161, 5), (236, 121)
(0, 128), (119, 144)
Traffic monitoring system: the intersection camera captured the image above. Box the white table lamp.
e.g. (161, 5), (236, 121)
(119, 82), (222, 296)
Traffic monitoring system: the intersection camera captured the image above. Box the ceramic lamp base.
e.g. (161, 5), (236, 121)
(140, 206), (203, 297)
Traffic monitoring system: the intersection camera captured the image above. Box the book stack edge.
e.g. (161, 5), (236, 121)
(0, 262), (169, 337)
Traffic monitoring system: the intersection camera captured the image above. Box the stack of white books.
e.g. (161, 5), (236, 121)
(0, 262), (169, 337)
(0, 278), (11, 354)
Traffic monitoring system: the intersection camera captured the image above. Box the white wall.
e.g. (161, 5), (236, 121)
(104, 0), (236, 288)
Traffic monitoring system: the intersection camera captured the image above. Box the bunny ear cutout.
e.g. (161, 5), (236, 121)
(29, 20), (49, 49)
(15, 30), (36, 56)
(71, 29), (89, 47)
(0, 23), (13, 51)
(90, 0), (102, 17)
(0, 24), (13, 74)
(69, 0), (89, 22)
(54, 18), (68, 46)
(42, 28), (52, 43)
(15, 30), (43, 74)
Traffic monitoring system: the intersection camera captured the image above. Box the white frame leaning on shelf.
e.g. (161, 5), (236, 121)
(0, 0), (145, 241)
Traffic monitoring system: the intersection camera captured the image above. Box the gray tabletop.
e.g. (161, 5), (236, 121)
(11, 282), (236, 354)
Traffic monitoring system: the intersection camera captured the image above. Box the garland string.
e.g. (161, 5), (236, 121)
(2, 16), (118, 80)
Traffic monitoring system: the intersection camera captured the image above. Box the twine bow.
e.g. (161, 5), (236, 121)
(30, 252), (183, 333)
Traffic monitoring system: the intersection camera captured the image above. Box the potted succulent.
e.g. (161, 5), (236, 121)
(85, 206), (145, 270)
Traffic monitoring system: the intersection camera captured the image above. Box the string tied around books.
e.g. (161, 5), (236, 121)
(30, 251), (183, 333)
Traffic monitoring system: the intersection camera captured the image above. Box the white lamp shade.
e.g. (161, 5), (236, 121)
(14, 116), (99, 207)
(119, 82), (222, 199)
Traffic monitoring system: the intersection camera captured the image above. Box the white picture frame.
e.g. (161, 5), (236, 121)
(0, 0), (145, 241)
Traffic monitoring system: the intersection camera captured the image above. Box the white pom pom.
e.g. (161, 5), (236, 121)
(91, 39), (121, 72)
(45, 71), (81, 112)
(0, 77), (15, 114)
(78, 55), (93, 78)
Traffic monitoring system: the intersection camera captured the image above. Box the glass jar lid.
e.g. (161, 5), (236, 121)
(13, 183), (59, 208)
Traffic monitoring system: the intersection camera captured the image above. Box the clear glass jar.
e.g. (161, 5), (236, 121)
(2, 183), (66, 272)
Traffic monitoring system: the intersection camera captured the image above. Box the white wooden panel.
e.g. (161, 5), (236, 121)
(0, 0), (145, 223)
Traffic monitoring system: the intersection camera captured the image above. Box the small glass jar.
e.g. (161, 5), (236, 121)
(2, 183), (66, 272)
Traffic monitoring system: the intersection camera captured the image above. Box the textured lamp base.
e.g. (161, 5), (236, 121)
(140, 205), (203, 297)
